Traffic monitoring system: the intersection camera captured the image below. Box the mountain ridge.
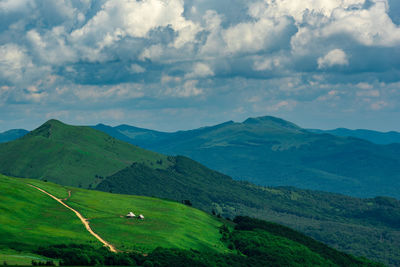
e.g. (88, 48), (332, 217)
(92, 115), (400, 199)
(309, 127), (400, 144)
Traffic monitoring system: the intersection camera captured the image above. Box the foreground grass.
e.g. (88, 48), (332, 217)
(0, 174), (96, 253)
(1, 175), (227, 254)
(27, 179), (228, 253)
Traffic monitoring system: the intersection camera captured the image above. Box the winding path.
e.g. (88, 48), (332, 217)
(28, 184), (117, 253)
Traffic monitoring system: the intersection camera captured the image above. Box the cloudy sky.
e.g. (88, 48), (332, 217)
(0, 0), (399, 132)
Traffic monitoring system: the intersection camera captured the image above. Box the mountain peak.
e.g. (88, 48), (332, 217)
(27, 119), (69, 139)
(243, 116), (301, 130)
(43, 119), (65, 127)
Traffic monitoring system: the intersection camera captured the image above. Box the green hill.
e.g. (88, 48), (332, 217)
(1, 119), (399, 265)
(93, 116), (400, 199)
(0, 174), (380, 266)
(0, 119), (169, 188)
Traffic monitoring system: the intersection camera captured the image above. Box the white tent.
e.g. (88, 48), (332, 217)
(126, 212), (136, 218)
(138, 214), (144, 220)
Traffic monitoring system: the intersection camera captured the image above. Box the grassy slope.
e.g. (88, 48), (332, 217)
(0, 175), (380, 266)
(0, 120), (169, 188)
(97, 156), (400, 266)
(0, 174), (227, 255)
(0, 174), (96, 252)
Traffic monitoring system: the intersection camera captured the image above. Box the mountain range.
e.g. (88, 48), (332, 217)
(308, 128), (400, 145)
(0, 119), (399, 265)
(93, 116), (400, 200)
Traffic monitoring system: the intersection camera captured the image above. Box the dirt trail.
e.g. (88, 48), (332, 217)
(28, 184), (117, 253)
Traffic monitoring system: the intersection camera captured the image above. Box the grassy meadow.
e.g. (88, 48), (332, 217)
(1, 174), (227, 256)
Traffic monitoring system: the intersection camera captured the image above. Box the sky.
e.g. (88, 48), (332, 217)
(0, 0), (399, 132)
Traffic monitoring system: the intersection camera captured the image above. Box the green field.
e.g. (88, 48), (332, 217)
(0, 174), (96, 253)
(0, 174), (227, 255)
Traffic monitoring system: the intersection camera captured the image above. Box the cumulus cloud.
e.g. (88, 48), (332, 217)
(129, 64), (146, 74)
(185, 63), (214, 79)
(0, 0), (399, 131)
(0, 0), (35, 13)
(318, 49), (349, 69)
(0, 44), (31, 83)
(165, 80), (203, 97)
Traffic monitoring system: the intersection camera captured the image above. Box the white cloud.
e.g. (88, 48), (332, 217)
(199, 10), (224, 56)
(139, 44), (164, 61)
(323, 1), (400, 47)
(264, 0), (366, 23)
(0, 44), (30, 83)
(318, 49), (349, 69)
(73, 83), (144, 101)
(223, 13), (291, 54)
(0, 0), (35, 13)
(165, 80), (203, 97)
(253, 56), (284, 71)
(70, 0), (201, 60)
(185, 63), (214, 79)
(129, 64), (146, 74)
(27, 28), (77, 65)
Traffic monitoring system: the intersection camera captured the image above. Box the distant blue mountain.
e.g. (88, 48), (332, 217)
(308, 128), (400, 145)
(0, 129), (28, 143)
(92, 116), (400, 200)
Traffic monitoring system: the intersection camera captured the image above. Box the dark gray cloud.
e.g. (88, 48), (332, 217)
(0, 0), (399, 132)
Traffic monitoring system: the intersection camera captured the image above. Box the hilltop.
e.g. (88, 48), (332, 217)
(93, 115), (400, 199)
(0, 119), (169, 188)
(0, 174), (381, 266)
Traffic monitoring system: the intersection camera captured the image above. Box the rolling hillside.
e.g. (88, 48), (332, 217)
(0, 174), (227, 254)
(308, 128), (400, 145)
(0, 119), (399, 265)
(93, 116), (400, 199)
(0, 119), (169, 188)
(0, 174), (378, 266)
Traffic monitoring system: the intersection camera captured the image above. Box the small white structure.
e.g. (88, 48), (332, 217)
(126, 212), (136, 218)
(138, 214), (144, 220)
